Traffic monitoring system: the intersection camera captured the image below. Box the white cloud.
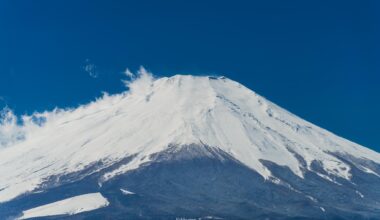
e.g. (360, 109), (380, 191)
(123, 68), (135, 79)
(122, 66), (154, 96)
(0, 108), (26, 148)
(0, 67), (154, 149)
(83, 59), (98, 78)
(0, 107), (51, 148)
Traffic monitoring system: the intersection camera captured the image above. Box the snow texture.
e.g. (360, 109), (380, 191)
(120, 188), (135, 195)
(18, 193), (109, 219)
(1, 68), (380, 203)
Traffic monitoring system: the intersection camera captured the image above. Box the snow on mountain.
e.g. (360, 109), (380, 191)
(0, 68), (379, 203)
(120, 188), (135, 195)
(18, 193), (109, 219)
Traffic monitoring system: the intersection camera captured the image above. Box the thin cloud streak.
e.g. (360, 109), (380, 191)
(83, 59), (98, 78)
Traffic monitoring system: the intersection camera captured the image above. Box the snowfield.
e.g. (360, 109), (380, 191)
(0, 69), (380, 203)
(18, 193), (109, 219)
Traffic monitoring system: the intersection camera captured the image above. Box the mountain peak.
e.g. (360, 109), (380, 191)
(0, 73), (379, 204)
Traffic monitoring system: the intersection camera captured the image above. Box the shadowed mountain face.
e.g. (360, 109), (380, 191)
(1, 75), (380, 219)
(1, 145), (380, 220)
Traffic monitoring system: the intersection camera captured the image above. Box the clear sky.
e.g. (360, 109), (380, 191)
(0, 0), (379, 152)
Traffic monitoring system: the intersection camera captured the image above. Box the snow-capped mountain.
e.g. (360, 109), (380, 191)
(1, 70), (380, 220)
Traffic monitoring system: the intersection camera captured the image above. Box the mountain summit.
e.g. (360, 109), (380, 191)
(1, 73), (380, 219)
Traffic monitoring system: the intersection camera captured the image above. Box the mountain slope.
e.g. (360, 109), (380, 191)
(0, 72), (379, 219)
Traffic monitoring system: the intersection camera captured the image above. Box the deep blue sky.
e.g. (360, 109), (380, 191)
(0, 1), (379, 151)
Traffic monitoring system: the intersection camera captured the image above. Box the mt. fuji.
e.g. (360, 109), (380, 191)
(1, 70), (379, 220)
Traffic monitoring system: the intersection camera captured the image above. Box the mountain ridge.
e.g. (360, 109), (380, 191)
(1, 71), (380, 219)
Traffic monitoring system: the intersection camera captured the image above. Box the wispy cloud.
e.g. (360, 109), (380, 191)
(0, 67), (156, 149)
(0, 108), (25, 148)
(83, 59), (98, 78)
(0, 96), (8, 108)
(123, 68), (135, 79)
(122, 66), (154, 95)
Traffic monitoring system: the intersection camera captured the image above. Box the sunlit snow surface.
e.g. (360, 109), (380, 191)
(120, 188), (135, 195)
(18, 193), (109, 219)
(0, 69), (380, 203)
